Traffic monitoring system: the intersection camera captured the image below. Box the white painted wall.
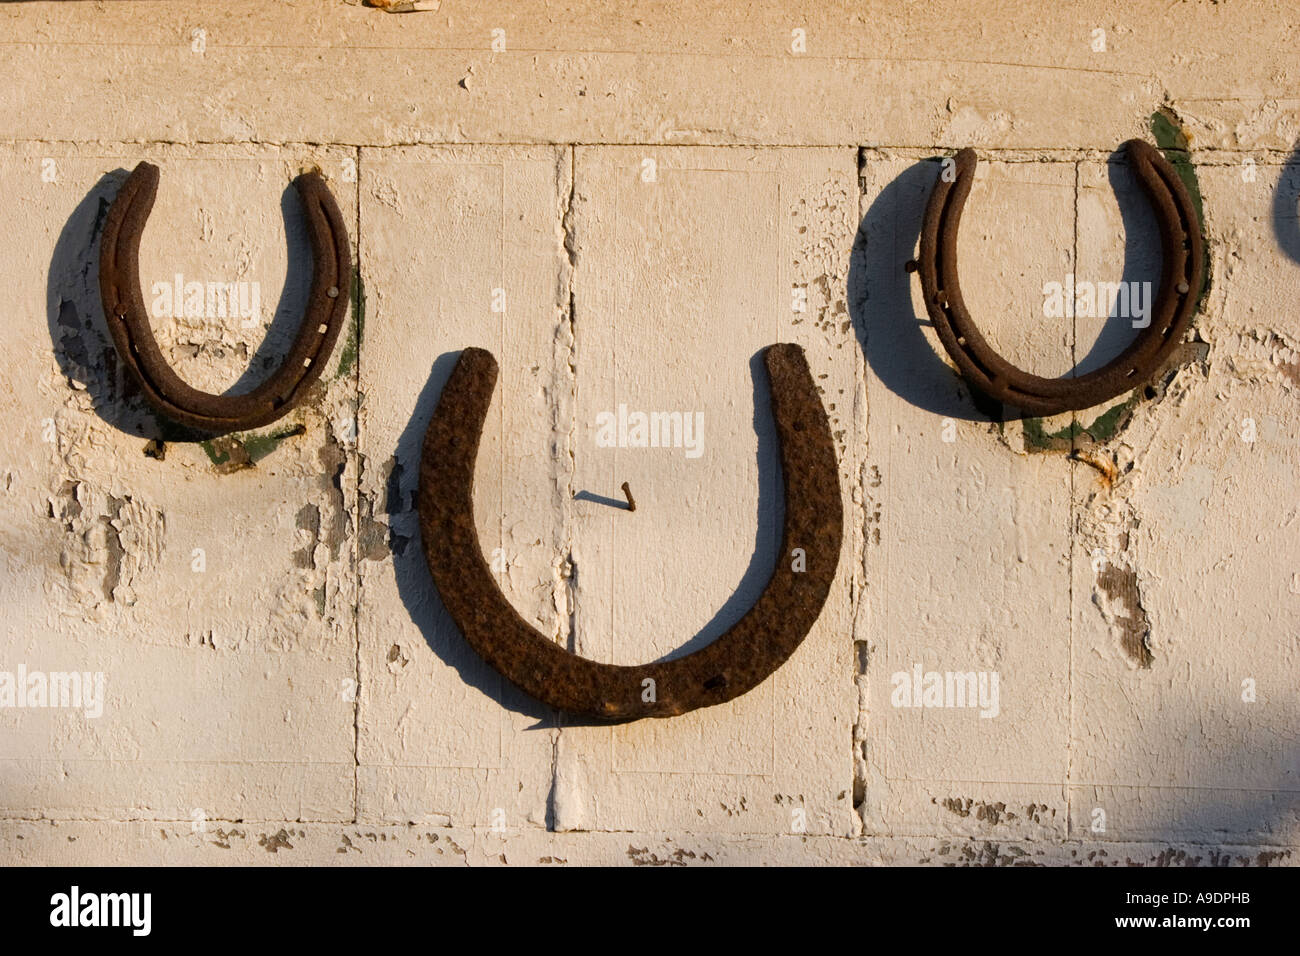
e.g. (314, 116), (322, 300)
(1, 0), (1296, 865)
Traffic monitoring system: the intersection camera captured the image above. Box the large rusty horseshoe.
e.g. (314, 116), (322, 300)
(418, 344), (842, 720)
(98, 162), (352, 434)
(917, 139), (1205, 416)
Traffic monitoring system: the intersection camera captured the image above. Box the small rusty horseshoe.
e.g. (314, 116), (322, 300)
(98, 162), (352, 434)
(417, 344), (842, 720)
(917, 139), (1205, 416)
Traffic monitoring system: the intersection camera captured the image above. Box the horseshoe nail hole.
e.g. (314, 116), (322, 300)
(957, 336), (967, 346)
(327, 286), (340, 298)
(703, 674), (727, 691)
(303, 358), (312, 367)
(318, 324), (328, 333)
(1176, 281), (1190, 294)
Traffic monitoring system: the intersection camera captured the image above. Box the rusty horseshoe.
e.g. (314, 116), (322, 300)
(99, 162), (352, 434)
(916, 139), (1205, 416)
(417, 343), (842, 720)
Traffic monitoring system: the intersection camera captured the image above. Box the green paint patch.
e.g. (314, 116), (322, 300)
(1022, 416), (1074, 451)
(243, 424), (307, 463)
(201, 439), (227, 465)
(200, 436), (249, 471)
(1081, 397), (1136, 443)
(1023, 396), (1137, 450)
(201, 423), (305, 470)
(336, 272), (365, 378)
(1149, 109), (1189, 152)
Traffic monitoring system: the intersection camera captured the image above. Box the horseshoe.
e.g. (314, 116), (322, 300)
(417, 343), (842, 720)
(916, 139), (1204, 416)
(98, 162), (352, 434)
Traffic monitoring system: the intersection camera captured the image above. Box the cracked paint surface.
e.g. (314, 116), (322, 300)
(1, 0), (1299, 865)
